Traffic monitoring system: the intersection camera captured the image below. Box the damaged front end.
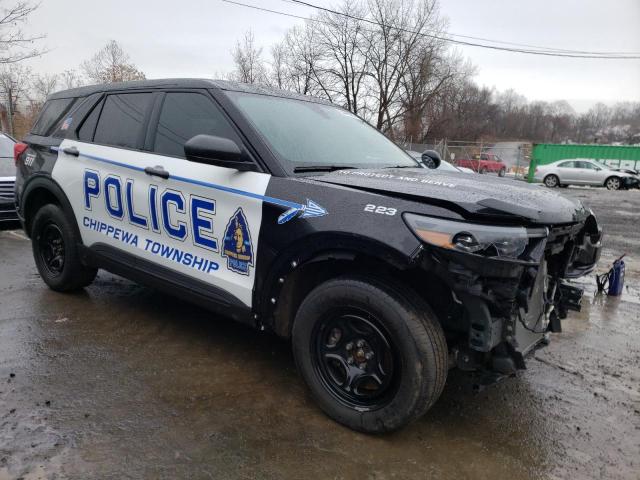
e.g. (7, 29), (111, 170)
(405, 212), (602, 377)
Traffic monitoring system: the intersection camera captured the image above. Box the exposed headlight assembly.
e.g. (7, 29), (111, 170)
(404, 213), (548, 260)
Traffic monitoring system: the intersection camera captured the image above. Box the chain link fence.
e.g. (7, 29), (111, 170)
(402, 140), (532, 180)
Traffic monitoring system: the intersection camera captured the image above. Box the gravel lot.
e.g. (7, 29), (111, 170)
(1, 186), (639, 480)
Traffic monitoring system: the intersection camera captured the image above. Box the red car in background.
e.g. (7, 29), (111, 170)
(456, 153), (507, 176)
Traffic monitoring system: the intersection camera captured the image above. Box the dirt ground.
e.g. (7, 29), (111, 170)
(1, 186), (639, 480)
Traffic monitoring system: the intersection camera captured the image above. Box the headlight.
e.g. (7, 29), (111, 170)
(404, 213), (548, 260)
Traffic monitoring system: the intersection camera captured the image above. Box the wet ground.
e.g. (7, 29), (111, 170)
(1, 187), (639, 480)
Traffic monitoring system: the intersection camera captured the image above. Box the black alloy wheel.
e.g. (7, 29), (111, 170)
(292, 276), (448, 433)
(31, 204), (97, 291)
(37, 222), (66, 276)
(311, 309), (399, 410)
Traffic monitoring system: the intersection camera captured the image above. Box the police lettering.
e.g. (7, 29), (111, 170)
(83, 171), (218, 252)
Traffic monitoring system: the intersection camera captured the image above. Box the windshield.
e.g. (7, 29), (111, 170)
(227, 92), (419, 172)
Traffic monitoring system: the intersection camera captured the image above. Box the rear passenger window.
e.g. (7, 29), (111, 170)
(77, 99), (103, 142)
(153, 92), (239, 158)
(94, 93), (153, 149)
(31, 98), (76, 136)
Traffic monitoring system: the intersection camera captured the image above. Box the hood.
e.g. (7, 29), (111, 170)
(310, 168), (590, 224)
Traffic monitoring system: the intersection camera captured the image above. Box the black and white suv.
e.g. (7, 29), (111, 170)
(15, 79), (602, 433)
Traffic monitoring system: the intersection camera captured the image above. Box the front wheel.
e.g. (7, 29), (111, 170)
(31, 204), (97, 291)
(498, 168), (506, 177)
(292, 276), (447, 433)
(605, 176), (621, 190)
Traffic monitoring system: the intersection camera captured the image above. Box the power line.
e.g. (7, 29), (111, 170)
(284, 0), (640, 56)
(220, 0), (640, 59)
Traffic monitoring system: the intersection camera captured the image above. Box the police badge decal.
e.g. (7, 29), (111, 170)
(222, 208), (254, 275)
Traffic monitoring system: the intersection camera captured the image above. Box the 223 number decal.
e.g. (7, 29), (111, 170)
(364, 204), (397, 216)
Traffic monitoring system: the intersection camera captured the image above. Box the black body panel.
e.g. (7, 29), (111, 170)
(310, 168), (590, 225)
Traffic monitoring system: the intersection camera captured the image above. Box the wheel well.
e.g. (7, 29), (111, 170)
(24, 187), (60, 236)
(269, 255), (455, 339)
(604, 175), (619, 185)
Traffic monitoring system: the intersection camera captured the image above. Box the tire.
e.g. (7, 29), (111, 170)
(544, 174), (559, 188)
(292, 276), (447, 433)
(479, 167), (487, 174)
(31, 204), (97, 292)
(605, 176), (621, 190)
(498, 168), (506, 177)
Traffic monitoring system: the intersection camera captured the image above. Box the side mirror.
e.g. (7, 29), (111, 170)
(421, 150), (441, 169)
(184, 134), (258, 172)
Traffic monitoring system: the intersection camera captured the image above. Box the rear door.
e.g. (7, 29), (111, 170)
(556, 161), (579, 183)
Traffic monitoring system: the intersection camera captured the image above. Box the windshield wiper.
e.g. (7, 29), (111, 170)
(293, 165), (356, 173)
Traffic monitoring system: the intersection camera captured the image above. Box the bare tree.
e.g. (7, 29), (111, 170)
(0, 1), (45, 64)
(231, 30), (267, 84)
(313, 0), (370, 115)
(81, 40), (145, 84)
(60, 69), (84, 89)
(283, 24), (327, 96)
(225, 0), (639, 145)
(0, 63), (30, 134)
(364, 0), (439, 134)
(269, 41), (288, 89)
(30, 73), (58, 100)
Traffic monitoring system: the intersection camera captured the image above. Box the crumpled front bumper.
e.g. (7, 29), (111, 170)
(420, 213), (602, 375)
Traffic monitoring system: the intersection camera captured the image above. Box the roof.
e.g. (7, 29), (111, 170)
(48, 78), (333, 106)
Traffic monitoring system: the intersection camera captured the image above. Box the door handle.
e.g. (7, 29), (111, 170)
(144, 165), (170, 179)
(62, 146), (80, 157)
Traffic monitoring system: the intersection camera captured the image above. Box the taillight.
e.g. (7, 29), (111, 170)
(14, 142), (28, 166)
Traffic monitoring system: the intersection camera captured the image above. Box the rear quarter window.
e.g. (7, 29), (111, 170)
(31, 98), (76, 136)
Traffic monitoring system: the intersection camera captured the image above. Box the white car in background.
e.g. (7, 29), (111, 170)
(407, 151), (474, 174)
(533, 159), (640, 190)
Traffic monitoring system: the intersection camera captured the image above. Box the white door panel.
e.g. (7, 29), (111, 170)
(52, 139), (270, 307)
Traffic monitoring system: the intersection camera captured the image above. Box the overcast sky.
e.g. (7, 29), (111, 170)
(22, 0), (640, 112)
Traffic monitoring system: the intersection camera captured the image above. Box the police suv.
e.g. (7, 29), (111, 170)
(15, 79), (601, 433)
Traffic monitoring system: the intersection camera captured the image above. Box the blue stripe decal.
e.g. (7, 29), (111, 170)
(51, 146), (328, 223)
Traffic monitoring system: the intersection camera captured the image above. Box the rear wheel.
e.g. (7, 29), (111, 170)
(32, 204), (97, 291)
(292, 276), (447, 433)
(479, 167), (487, 174)
(605, 176), (621, 190)
(498, 168), (506, 177)
(544, 174), (559, 188)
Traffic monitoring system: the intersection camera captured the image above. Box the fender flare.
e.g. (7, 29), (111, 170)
(255, 232), (418, 336)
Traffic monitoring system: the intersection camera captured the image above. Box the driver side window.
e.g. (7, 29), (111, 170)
(153, 92), (240, 158)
